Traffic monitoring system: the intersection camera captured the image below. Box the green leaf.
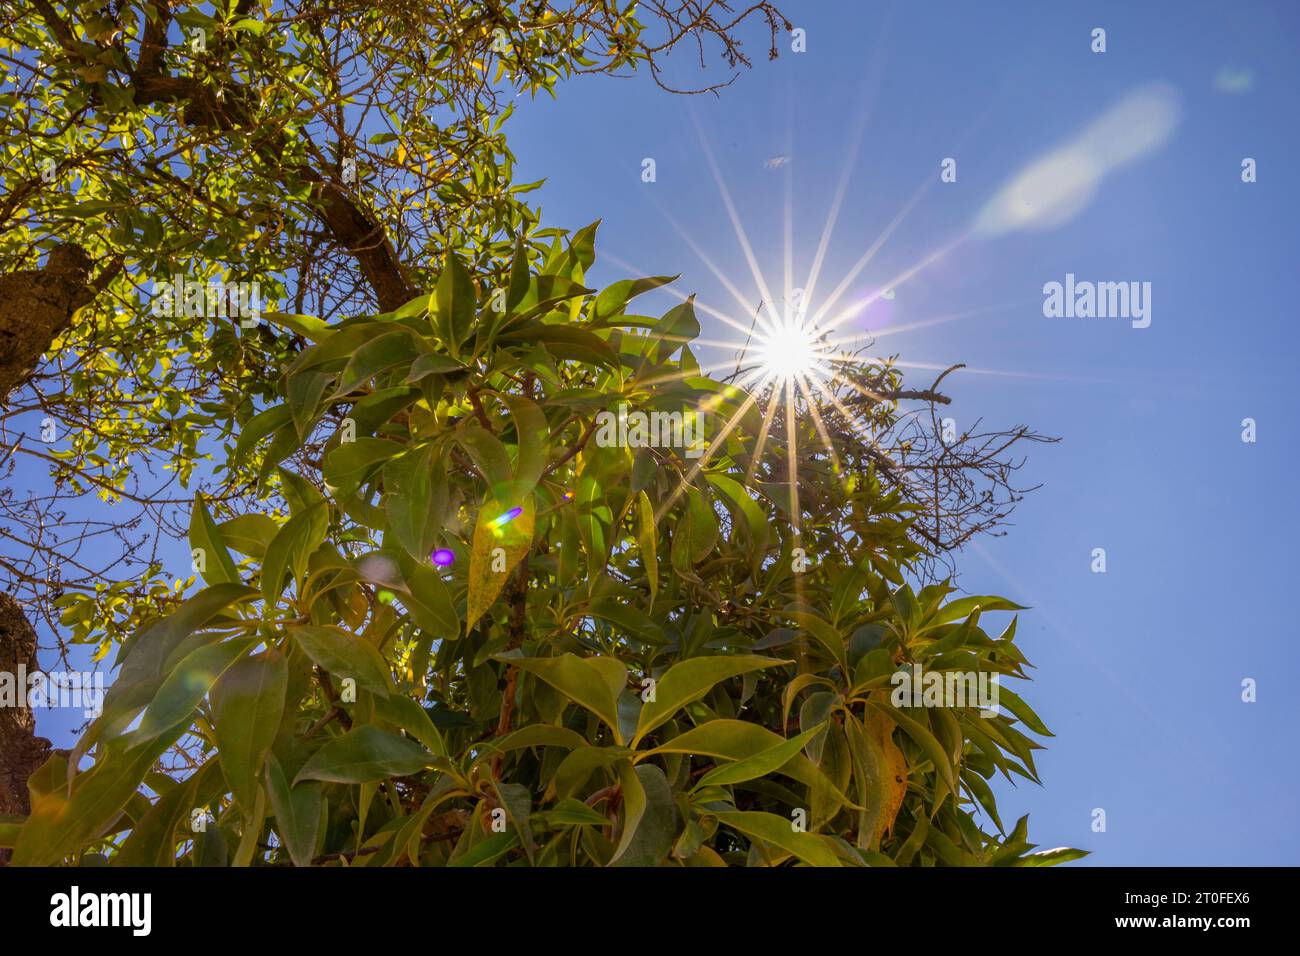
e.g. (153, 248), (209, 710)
(401, 561), (460, 637)
(371, 693), (447, 757)
(927, 595), (1027, 629)
(290, 625), (393, 698)
(279, 468), (326, 515)
(455, 424), (513, 497)
(705, 473), (770, 565)
(287, 370), (332, 439)
(114, 760), (223, 866)
(217, 513), (279, 558)
(588, 599), (668, 646)
(609, 759), (645, 864)
(263, 312), (332, 342)
(332, 330), (421, 399)
(14, 721), (189, 865)
(499, 393), (549, 498)
(491, 781), (536, 862)
(230, 16), (267, 35)
(611, 764), (677, 867)
(261, 500), (328, 601)
(265, 754), (323, 867)
(552, 746), (630, 799)
(507, 654), (626, 744)
(694, 722), (825, 790)
(781, 611), (848, 674)
(294, 726), (432, 785)
(448, 830), (518, 867)
(323, 438), (403, 500)
(474, 724), (588, 765)
(633, 655), (786, 746)
(536, 799), (609, 828)
(403, 352), (466, 383)
(136, 638), (258, 741)
(649, 297), (701, 363)
(383, 444), (446, 561)
(593, 275), (678, 321)
(636, 491), (658, 599)
(506, 237), (531, 311)
(70, 592), (248, 777)
(211, 650), (288, 815)
(233, 404), (292, 466)
(710, 811), (840, 867)
(433, 252), (477, 351)
(1016, 846), (1090, 867)
(640, 718), (847, 804)
(499, 324), (620, 370)
(993, 682), (1053, 737)
(288, 322), (395, 374)
(188, 493), (240, 586)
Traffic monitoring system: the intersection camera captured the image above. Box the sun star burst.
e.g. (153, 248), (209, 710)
(751, 313), (837, 391)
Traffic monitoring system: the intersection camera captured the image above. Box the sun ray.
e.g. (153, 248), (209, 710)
(633, 351), (771, 392)
(637, 199), (779, 337)
(802, 31), (892, 309)
(808, 374), (933, 501)
(744, 385), (784, 486)
(654, 389), (761, 523)
(815, 213), (964, 337)
(602, 248), (768, 340)
(783, 380), (801, 537)
(859, 357), (1114, 385)
(865, 299), (1039, 340)
(690, 109), (779, 324)
(807, 173), (935, 330)
(821, 364), (888, 407)
(794, 372), (841, 473)
(783, 92), (795, 315)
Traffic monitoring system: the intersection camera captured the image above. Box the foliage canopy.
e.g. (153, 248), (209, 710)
(0, 1), (1075, 867)
(8, 232), (1079, 866)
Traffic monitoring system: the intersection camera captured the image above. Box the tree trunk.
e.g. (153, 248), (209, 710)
(0, 592), (50, 865)
(0, 243), (98, 403)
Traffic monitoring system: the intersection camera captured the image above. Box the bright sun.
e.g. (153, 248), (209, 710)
(754, 315), (832, 386)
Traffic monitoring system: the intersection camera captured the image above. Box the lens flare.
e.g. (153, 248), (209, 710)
(489, 507), (523, 537)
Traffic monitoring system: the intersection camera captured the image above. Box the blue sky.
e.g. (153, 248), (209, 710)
(26, 0), (1300, 865)
(497, 0), (1300, 864)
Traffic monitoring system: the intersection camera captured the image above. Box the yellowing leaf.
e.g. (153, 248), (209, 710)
(845, 708), (908, 850)
(465, 495), (534, 633)
(636, 490), (657, 599)
(870, 709), (908, 840)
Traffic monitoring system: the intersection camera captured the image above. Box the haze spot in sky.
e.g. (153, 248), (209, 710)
(1214, 66), (1254, 94)
(973, 82), (1181, 238)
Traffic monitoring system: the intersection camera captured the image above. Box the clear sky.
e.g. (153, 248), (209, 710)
(27, 0), (1300, 865)
(496, 0), (1300, 865)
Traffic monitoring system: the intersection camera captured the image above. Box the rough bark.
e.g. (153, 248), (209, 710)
(0, 243), (98, 404)
(0, 592), (51, 865)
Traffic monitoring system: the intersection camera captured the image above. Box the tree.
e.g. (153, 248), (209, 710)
(0, 0), (790, 639)
(5, 231), (1081, 866)
(0, 0), (790, 826)
(0, 1), (1073, 867)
